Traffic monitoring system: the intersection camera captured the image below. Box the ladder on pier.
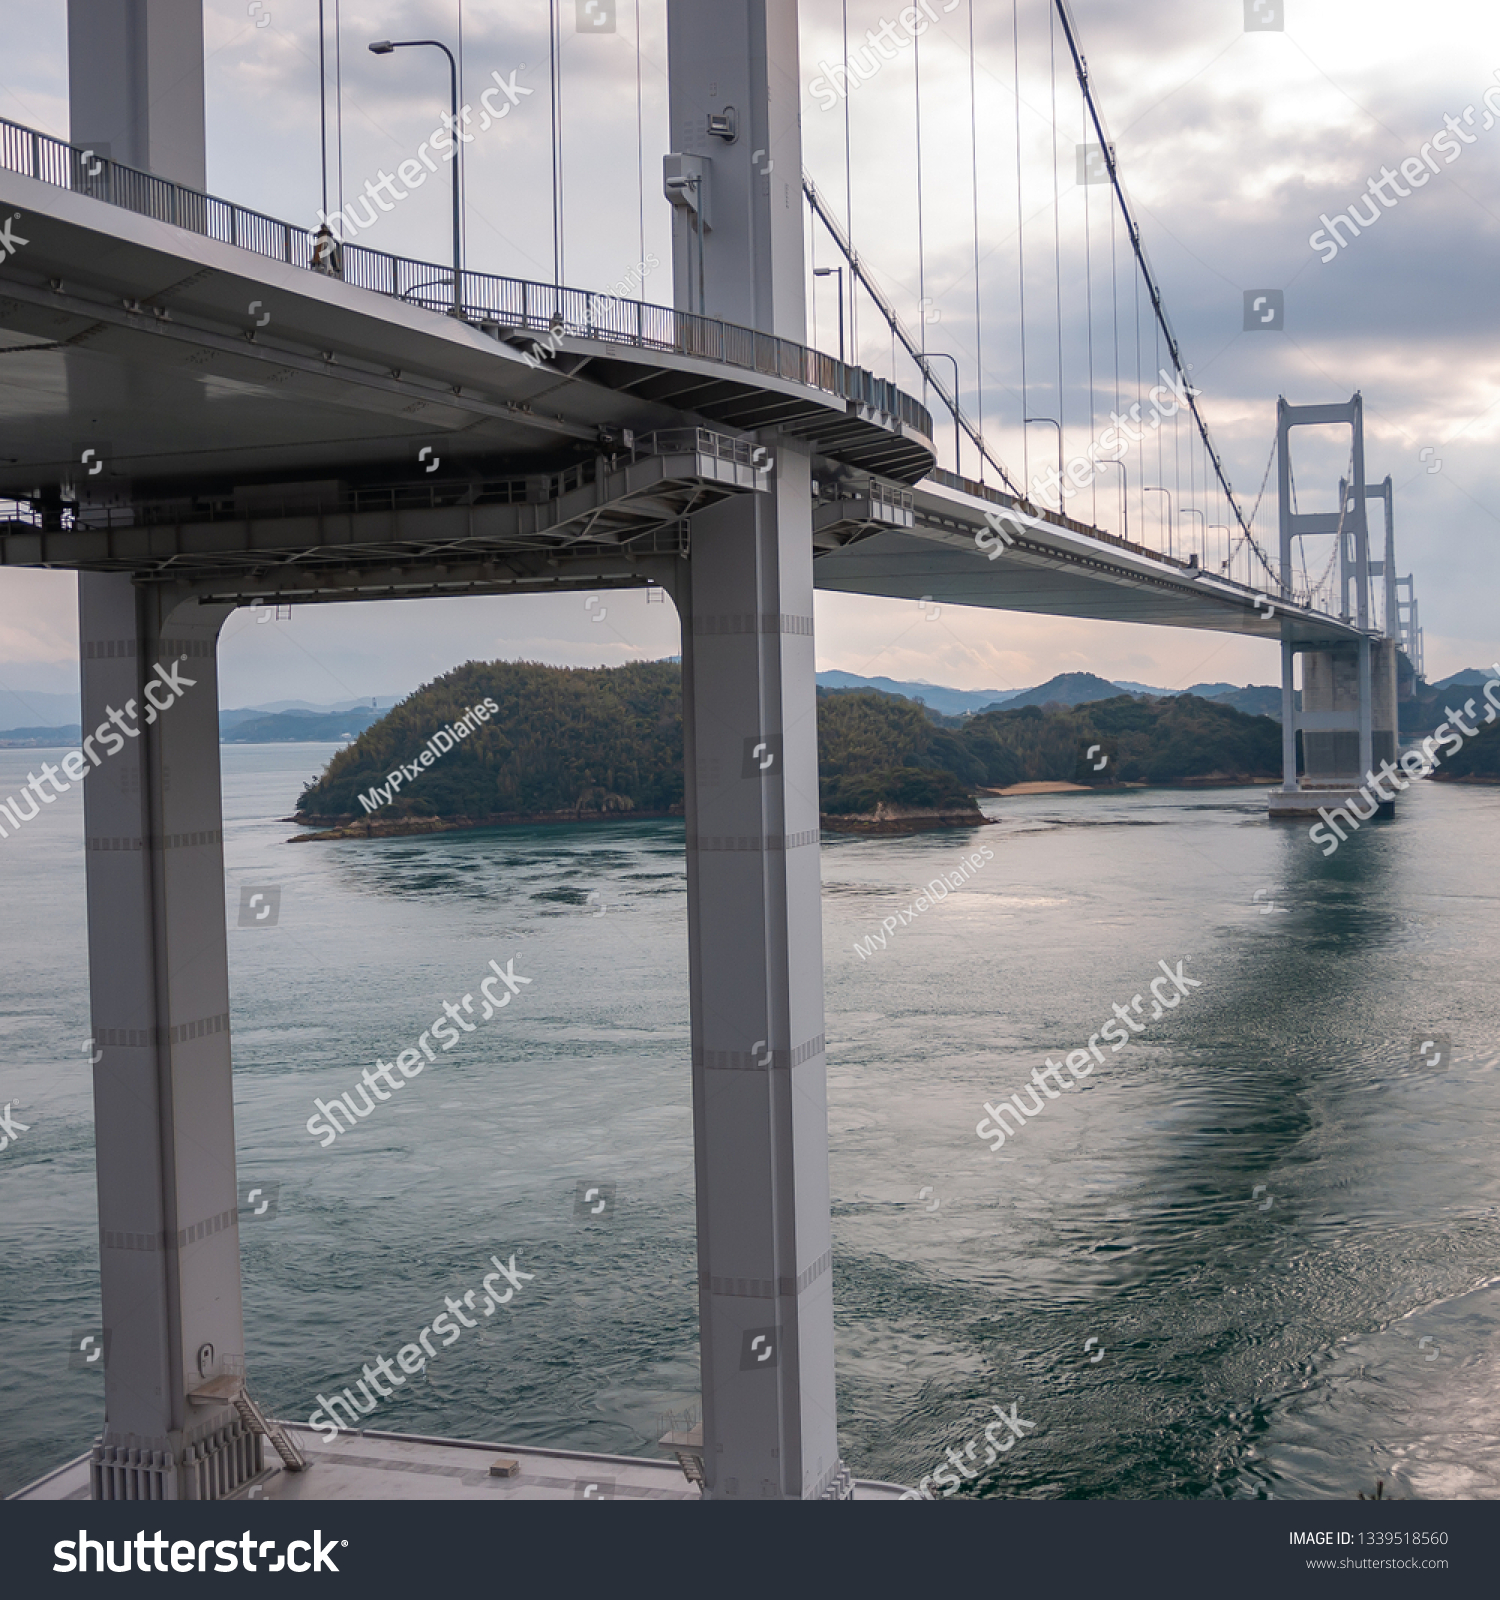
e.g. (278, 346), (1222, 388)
(189, 1374), (307, 1472)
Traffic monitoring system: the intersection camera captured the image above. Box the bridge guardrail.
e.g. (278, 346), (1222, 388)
(0, 115), (933, 442)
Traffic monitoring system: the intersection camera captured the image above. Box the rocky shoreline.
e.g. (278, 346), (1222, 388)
(819, 802), (990, 835)
(290, 800), (990, 842)
(288, 807), (685, 842)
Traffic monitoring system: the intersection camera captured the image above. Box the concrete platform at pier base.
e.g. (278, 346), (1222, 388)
(10, 1425), (911, 1502)
(1267, 786), (1394, 820)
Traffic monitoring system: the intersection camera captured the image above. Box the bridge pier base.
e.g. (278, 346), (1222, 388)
(1269, 639), (1401, 820)
(78, 574), (258, 1499)
(672, 441), (847, 1500)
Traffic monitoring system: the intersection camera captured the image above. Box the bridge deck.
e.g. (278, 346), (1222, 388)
(10, 1425), (909, 1502)
(0, 116), (1365, 646)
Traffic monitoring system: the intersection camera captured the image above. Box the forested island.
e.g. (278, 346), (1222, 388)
(291, 659), (1285, 840)
(1430, 715), (1500, 782)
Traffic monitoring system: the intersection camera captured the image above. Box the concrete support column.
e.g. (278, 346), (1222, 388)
(1358, 635), (1374, 780)
(79, 574), (254, 1500)
(1280, 626), (1297, 791)
(68, 0), (207, 189)
(666, 0), (807, 339)
(675, 443), (845, 1500)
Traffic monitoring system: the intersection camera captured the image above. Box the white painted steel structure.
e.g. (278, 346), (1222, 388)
(0, 0), (1425, 1500)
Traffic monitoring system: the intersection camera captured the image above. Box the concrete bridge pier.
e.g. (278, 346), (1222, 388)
(664, 0), (847, 1499)
(672, 441), (845, 1500)
(78, 574), (260, 1499)
(1296, 641), (1400, 808)
(1269, 394), (1402, 823)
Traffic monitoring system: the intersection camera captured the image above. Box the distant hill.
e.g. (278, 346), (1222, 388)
(815, 670), (1289, 720)
(997, 672), (1127, 710)
(292, 664), (1283, 841)
(1200, 684), (1283, 718)
(297, 661), (686, 829)
(0, 724), (81, 747)
(814, 671), (1016, 717)
(1400, 670), (1500, 736)
(1430, 668), (1499, 693)
(0, 691), (82, 732)
(222, 707), (385, 743)
(1431, 716), (1500, 782)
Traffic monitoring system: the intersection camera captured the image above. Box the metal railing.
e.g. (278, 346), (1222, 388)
(0, 115), (933, 440)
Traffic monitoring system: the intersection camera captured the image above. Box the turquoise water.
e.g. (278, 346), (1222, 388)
(1, 744), (1497, 1498)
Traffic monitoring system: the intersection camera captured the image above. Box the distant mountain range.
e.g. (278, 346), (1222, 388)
(0, 696), (398, 742)
(812, 672), (1013, 716)
(815, 670), (1283, 719)
(220, 706), (389, 743)
(5, 669), (1489, 746)
(1429, 668), (1499, 692)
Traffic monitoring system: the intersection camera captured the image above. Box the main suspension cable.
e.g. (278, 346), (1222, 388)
(1051, 0), (1276, 580)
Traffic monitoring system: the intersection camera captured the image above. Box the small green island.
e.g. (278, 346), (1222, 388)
(290, 660), (1286, 841)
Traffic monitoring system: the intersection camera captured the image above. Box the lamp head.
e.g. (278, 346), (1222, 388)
(814, 267), (835, 277)
(369, 40), (395, 54)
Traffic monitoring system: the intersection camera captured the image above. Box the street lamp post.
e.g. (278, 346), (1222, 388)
(1210, 524), (1231, 575)
(813, 265), (844, 364)
(370, 39), (462, 319)
(1094, 457), (1127, 542)
(1180, 507), (1205, 568)
(925, 352), (961, 476)
(1024, 416), (1063, 507)
(1144, 485), (1174, 559)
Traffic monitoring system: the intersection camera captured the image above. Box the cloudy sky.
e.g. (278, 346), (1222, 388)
(1, 0), (1496, 710)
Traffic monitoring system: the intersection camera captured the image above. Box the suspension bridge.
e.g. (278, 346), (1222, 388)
(1, 0), (1423, 1502)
